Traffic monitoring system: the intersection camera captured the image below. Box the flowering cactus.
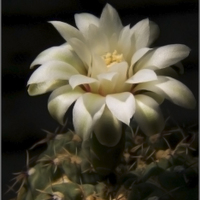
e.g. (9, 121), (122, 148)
(8, 4), (197, 200)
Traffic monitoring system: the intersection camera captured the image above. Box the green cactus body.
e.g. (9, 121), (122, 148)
(9, 120), (198, 200)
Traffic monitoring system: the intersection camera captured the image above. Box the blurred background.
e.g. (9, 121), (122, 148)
(2, 0), (198, 199)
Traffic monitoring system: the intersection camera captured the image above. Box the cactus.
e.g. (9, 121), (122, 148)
(6, 3), (198, 200)
(7, 117), (198, 200)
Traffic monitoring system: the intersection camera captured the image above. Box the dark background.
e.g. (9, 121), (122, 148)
(2, 0), (198, 199)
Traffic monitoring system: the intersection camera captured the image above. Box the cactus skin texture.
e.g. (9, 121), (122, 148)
(9, 118), (198, 200)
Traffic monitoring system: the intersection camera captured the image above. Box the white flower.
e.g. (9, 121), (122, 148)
(27, 4), (196, 146)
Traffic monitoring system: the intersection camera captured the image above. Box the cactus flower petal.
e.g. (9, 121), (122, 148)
(99, 3), (123, 38)
(75, 13), (100, 37)
(94, 106), (122, 147)
(106, 92), (135, 125)
(134, 94), (165, 136)
(27, 61), (79, 85)
(73, 93), (105, 141)
(134, 76), (196, 109)
(135, 44), (190, 72)
(69, 74), (98, 89)
(48, 85), (84, 124)
(49, 21), (85, 42)
(30, 44), (85, 74)
(126, 69), (157, 84)
(28, 80), (68, 96)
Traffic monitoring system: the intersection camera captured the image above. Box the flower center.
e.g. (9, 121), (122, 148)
(102, 50), (124, 67)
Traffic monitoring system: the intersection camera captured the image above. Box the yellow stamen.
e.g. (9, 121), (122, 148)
(102, 50), (124, 67)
